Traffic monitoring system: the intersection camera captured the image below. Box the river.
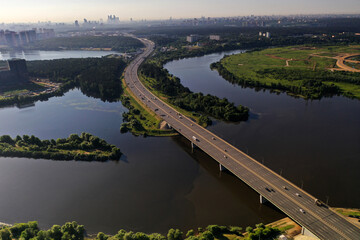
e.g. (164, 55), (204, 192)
(164, 50), (360, 208)
(1, 50), (359, 235)
(0, 51), (285, 234)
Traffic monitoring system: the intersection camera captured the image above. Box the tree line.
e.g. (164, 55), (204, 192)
(26, 36), (144, 52)
(0, 221), (281, 240)
(27, 57), (127, 102)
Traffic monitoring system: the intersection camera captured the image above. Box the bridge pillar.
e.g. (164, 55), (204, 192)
(219, 163), (226, 172)
(191, 142), (194, 149)
(260, 195), (268, 204)
(301, 227), (319, 239)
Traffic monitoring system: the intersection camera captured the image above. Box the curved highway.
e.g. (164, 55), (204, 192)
(124, 38), (360, 240)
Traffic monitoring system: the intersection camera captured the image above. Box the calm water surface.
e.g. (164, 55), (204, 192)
(1, 49), (358, 234)
(165, 51), (360, 208)
(0, 87), (283, 234)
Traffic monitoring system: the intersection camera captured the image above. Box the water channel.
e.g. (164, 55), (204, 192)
(0, 50), (358, 234)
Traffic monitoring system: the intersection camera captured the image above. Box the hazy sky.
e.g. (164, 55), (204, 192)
(1, 0), (360, 23)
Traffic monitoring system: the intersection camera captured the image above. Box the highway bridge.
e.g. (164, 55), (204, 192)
(124, 37), (360, 240)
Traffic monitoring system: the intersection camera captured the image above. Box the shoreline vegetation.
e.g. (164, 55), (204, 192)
(210, 45), (360, 100)
(139, 61), (249, 123)
(1, 209), (359, 240)
(0, 133), (122, 161)
(0, 222), (283, 240)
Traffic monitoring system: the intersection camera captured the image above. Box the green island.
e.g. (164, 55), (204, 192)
(0, 133), (121, 161)
(0, 221), (284, 240)
(4, 36), (144, 52)
(210, 45), (360, 99)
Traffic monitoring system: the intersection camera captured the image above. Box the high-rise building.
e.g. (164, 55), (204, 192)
(4, 31), (19, 47)
(186, 35), (200, 43)
(19, 30), (37, 45)
(107, 15), (120, 24)
(75, 20), (79, 27)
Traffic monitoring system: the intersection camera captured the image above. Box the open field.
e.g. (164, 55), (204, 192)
(215, 45), (360, 99)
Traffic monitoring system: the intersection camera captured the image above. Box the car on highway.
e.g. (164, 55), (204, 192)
(192, 136), (199, 142)
(212, 137), (216, 140)
(296, 193), (301, 197)
(299, 209), (305, 214)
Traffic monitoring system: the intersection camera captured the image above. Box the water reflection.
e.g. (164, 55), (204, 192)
(0, 89), (284, 234)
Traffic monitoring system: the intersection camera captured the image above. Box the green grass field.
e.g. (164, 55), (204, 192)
(219, 45), (360, 99)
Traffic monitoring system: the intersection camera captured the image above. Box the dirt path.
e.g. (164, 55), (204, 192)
(336, 53), (360, 73)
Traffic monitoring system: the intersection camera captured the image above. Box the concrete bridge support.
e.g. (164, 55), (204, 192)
(219, 163), (226, 171)
(301, 227), (319, 239)
(260, 195), (268, 204)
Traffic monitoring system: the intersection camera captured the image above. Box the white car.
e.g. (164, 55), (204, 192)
(299, 209), (305, 213)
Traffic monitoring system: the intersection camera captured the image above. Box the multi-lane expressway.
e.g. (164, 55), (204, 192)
(124, 37), (360, 240)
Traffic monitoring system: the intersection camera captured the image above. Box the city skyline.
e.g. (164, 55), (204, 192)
(1, 0), (360, 23)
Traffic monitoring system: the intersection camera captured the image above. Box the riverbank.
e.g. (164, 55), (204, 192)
(211, 45), (360, 99)
(1, 208), (358, 239)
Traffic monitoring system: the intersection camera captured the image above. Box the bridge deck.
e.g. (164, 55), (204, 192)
(124, 38), (360, 240)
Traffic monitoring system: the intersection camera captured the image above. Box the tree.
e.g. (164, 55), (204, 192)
(0, 135), (14, 144)
(96, 232), (109, 240)
(167, 229), (183, 240)
(245, 227), (253, 233)
(0, 228), (11, 240)
(186, 230), (194, 238)
(198, 231), (214, 240)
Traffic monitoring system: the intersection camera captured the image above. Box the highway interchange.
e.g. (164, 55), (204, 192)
(124, 37), (360, 240)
